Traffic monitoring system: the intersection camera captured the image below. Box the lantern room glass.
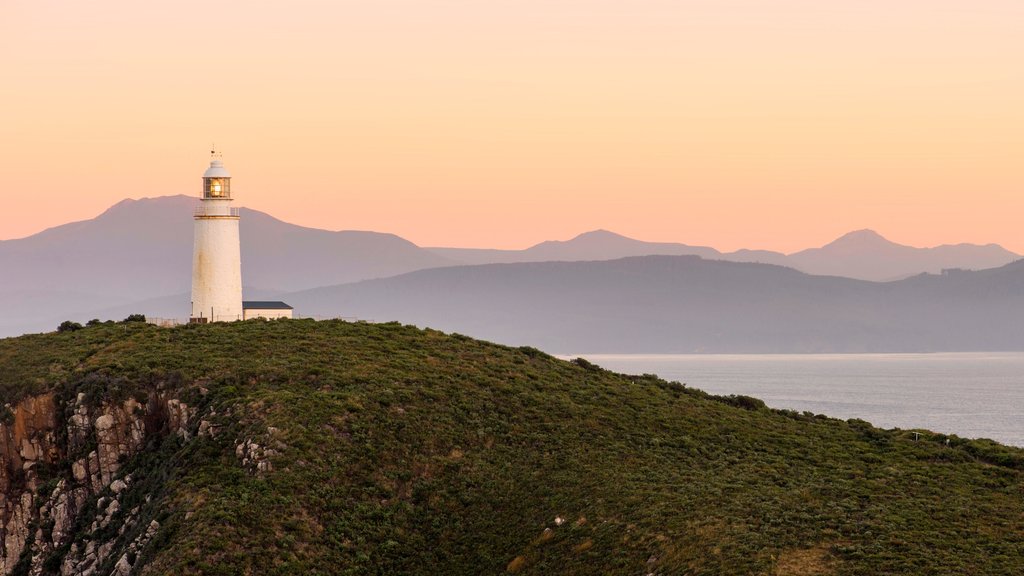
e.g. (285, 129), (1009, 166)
(203, 177), (230, 199)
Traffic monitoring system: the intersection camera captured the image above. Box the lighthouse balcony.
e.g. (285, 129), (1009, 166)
(194, 205), (241, 218)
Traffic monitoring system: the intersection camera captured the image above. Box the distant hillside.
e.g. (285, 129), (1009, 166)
(0, 320), (1022, 574)
(0, 196), (452, 336)
(286, 256), (1024, 353)
(0, 196), (197, 299)
(431, 229), (1020, 281)
(429, 229), (787, 266)
(238, 209), (452, 291)
(789, 229), (1020, 281)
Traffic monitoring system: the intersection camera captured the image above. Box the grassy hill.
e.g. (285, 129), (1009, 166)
(0, 320), (1022, 575)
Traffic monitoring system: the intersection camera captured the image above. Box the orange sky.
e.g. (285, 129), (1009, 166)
(1, 0), (1021, 252)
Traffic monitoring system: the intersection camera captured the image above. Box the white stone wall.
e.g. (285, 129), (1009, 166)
(243, 309), (294, 320)
(191, 199), (242, 322)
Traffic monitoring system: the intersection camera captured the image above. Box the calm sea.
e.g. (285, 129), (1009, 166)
(578, 353), (1024, 447)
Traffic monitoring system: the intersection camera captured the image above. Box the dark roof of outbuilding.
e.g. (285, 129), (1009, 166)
(242, 301), (293, 310)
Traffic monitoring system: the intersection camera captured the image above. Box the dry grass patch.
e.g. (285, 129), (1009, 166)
(774, 544), (836, 575)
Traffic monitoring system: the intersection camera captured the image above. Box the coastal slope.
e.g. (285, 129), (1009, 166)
(0, 320), (1021, 574)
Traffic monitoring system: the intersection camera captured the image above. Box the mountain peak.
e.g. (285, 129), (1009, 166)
(98, 195), (195, 218)
(526, 229), (637, 252)
(570, 229), (632, 242)
(825, 229), (895, 248)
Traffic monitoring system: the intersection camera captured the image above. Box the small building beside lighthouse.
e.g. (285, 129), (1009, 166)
(242, 301), (294, 320)
(190, 151), (243, 323)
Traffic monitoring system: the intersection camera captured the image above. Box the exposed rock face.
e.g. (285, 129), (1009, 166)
(0, 390), (194, 575)
(0, 393), (59, 574)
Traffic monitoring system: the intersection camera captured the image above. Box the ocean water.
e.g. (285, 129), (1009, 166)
(578, 353), (1024, 447)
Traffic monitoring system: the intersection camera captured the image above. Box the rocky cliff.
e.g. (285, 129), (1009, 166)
(0, 387), (196, 576)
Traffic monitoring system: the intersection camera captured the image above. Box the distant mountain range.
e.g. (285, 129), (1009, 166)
(430, 230), (791, 268)
(431, 228), (1019, 282)
(286, 256), (1024, 354)
(2, 195), (1020, 345)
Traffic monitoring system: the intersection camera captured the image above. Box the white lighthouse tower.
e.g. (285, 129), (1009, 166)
(190, 150), (243, 323)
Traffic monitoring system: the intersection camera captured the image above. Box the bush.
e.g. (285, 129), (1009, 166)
(517, 346), (549, 359)
(716, 394), (766, 411)
(86, 319), (103, 326)
(123, 314), (147, 323)
(571, 357), (603, 372)
(57, 321), (83, 333)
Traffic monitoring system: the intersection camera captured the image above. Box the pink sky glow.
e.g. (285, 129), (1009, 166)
(1, 0), (1022, 252)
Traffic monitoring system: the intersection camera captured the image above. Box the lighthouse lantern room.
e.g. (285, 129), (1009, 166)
(190, 150), (243, 323)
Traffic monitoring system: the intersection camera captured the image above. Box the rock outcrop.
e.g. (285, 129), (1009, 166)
(0, 390), (194, 575)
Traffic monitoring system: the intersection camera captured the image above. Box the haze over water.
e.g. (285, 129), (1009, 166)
(582, 352), (1024, 447)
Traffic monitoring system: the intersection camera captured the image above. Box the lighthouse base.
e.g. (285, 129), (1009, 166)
(191, 201), (243, 323)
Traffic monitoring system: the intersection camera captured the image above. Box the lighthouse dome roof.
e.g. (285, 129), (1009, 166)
(203, 159), (231, 178)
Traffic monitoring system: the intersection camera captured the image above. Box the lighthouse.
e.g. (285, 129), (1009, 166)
(190, 150), (243, 323)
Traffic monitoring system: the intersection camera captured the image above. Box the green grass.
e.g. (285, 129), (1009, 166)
(2, 319), (1023, 574)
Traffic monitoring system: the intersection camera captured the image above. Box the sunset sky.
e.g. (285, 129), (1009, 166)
(1, 0), (1021, 252)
